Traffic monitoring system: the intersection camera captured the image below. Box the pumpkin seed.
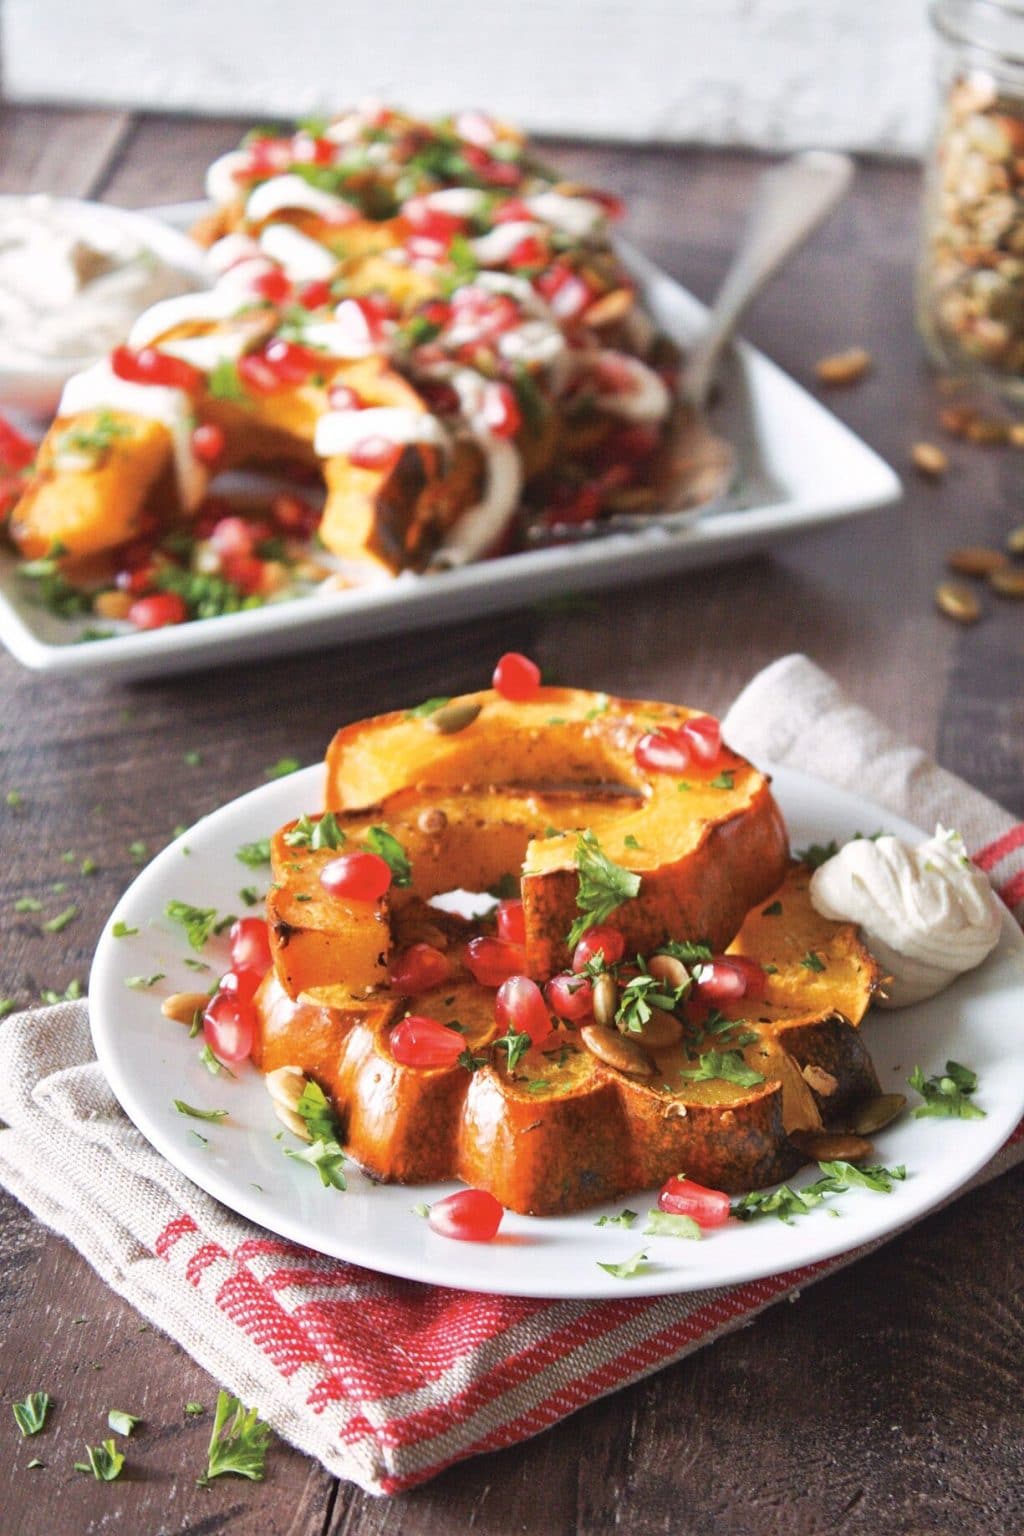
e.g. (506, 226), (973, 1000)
(850, 1092), (908, 1136)
(801, 1062), (839, 1097)
(946, 545), (1008, 575)
(935, 580), (981, 623)
(426, 700), (481, 735)
(791, 1130), (874, 1162)
(581, 1023), (655, 1076)
(911, 441), (950, 477)
(416, 806), (449, 835)
(624, 1006), (683, 1050)
(1009, 423), (1024, 447)
(814, 347), (871, 386)
(1006, 522), (1024, 553)
(989, 566), (1024, 596)
(591, 971), (619, 1028)
(647, 953), (688, 990)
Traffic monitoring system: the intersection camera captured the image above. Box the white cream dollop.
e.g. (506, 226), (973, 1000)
(809, 825), (1002, 1008)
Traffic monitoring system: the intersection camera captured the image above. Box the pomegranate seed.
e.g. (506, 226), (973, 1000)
(595, 353), (639, 395)
(427, 1188), (503, 1241)
(115, 562), (158, 596)
(292, 134), (335, 166)
(128, 592), (188, 629)
(537, 265), (591, 321)
(495, 975), (551, 1044)
(572, 926), (626, 972)
(464, 936), (527, 988)
(111, 345), (203, 393)
(388, 943), (452, 994)
(271, 492), (319, 537)
(238, 352), (286, 396)
(203, 990), (255, 1065)
(606, 424), (660, 463)
(505, 234), (547, 268)
(334, 295), (396, 348)
(545, 971), (594, 1021)
(210, 516), (257, 558)
(389, 1014), (464, 1068)
(496, 898), (526, 944)
(692, 958), (748, 1001)
(194, 495), (233, 537)
(229, 915), (273, 974)
(589, 188), (626, 221)
(547, 483), (602, 527)
(222, 552), (265, 595)
(326, 383), (363, 412)
(297, 278), (332, 310)
(492, 651), (540, 701)
(219, 967), (262, 1004)
(492, 197), (534, 224)
(481, 382), (522, 440)
(419, 380), (460, 415)
(191, 422), (226, 464)
(455, 109), (498, 147)
(245, 137), (293, 177)
(716, 954), (766, 999)
(658, 1175), (731, 1228)
(406, 234), (448, 263)
(320, 851), (393, 902)
(249, 268), (292, 306)
(404, 200), (466, 242)
(0, 415), (36, 470)
(263, 338), (320, 384)
(634, 730), (691, 775)
(348, 437), (399, 471)
(681, 714), (722, 765)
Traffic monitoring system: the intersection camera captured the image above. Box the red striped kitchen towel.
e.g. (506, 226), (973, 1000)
(0, 654), (1020, 1495)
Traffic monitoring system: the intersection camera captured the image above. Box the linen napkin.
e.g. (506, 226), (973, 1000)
(0, 653), (1021, 1497)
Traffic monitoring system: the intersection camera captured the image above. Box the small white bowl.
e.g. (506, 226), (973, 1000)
(0, 196), (212, 419)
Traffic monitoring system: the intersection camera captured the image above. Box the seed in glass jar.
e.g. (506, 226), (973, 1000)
(935, 580), (982, 623)
(947, 545), (1008, 575)
(989, 566), (1024, 597)
(814, 347), (871, 386)
(1006, 523), (1024, 554)
(911, 441), (950, 477)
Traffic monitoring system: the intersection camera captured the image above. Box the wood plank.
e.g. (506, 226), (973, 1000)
(0, 105), (130, 196)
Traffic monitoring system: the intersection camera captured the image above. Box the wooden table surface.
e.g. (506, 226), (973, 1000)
(1, 106), (1022, 1536)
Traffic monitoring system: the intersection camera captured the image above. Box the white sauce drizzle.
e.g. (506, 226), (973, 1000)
(525, 191), (605, 240)
(128, 287), (249, 349)
(206, 232), (262, 274)
(245, 174), (355, 226)
(258, 224), (337, 281)
(469, 221), (543, 265)
(205, 151), (251, 206)
(58, 361), (206, 510)
(314, 406), (449, 458)
(433, 367), (523, 565)
(593, 350), (671, 423)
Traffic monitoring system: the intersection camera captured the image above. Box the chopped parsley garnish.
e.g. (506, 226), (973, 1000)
(207, 359), (247, 401)
(198, 1043), (234, 1077)
(39, 979), (83, 1004)
(794, 839), (839, 870)
(680, 1050), (765, 1089)
(596, 1249), (649, 1279)
(493, 1029), (533, 1071)
(365, 825), (412, 886)
(732, 1161), (906, 1223)
(293, 1080), (338, 1143)
(173, 1100), (228, 1123)
(405, 695), (451, 719)
(236, 838), (272, 867)
(655, 939), (712, 966)
(165, 900), (221, 951)
(12, 1392), (51, 1437)
(283, 1137), (347, 1190)
(200, 1391), (270, 1483)
(800, 951), (826, 973)
(283, 811), (345, 851)
(623, 834), (641, 850)
(155, 564), (264, 619)
(594, 1208), (637, 1228)
(75, 1439), (125, 1481)
(458, 1046), (487, 1073)
(55, 410), (129, 457)
(616, 970), (688, 1033)
(239, 887), (260, 907)
(124, 973), (165, 990)
(567, 830), (641, 949)
(42, 905), (78, 933)
(761, 900), (783, 917)
(411, 1202), (431, 1218)
(265, 757), (300, 780)
(908, 1061), (985, 1120)
(107, 1410), (140, 1437)
(709, 770), (735, 790)
(642, 1210), (702, 1240)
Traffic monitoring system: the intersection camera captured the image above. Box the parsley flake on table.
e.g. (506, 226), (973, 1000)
(165, 900), (221, 951)
(200, 1391), (271, 1483)
(0, 999), (16, 1018)
(107, 1410), (140, 1437)
(173, 1100), (229, 1123)
(643, 1210), (702, 1240)
(596, 1249), (649, 1279)
(75, 1439), (125, 1481)
(14, 897), (42, 913)
(908, 1060), (986, 1120)
(6, 789), (24, 810)
(680, 1050), (765, 1089)
(184, 1402), (205, 1417)
(594, 1209), (637, 1228)
(12, 1392), (51, 1437)
(567, 830), (641, 949)
(128, 840), (148, 863)
(365, 826), (412, 886)
(42, 904), (79, 934)
(235, 838), (271, 867)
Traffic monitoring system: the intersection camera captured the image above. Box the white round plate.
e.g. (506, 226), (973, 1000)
(89, 764), (1024, 1298)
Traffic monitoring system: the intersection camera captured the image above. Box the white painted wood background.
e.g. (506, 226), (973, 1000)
(3, 0), (933, 154)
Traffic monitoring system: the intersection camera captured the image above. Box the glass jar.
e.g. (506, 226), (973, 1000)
(918, 0), (1024, 398)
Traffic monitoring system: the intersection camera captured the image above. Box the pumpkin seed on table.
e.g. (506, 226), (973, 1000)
(946, 545), (1009, 575)
(935, 580), (982, 623)
(1006, 523), (1024, 554)
(850, 1093), (907, 1136)
(814, 347), (872, 386)
(581, 1023), (655, 1077)
(911, 441), (950, 477)
(426, 700), (481, 735)
(990, 566), (1024, 596)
